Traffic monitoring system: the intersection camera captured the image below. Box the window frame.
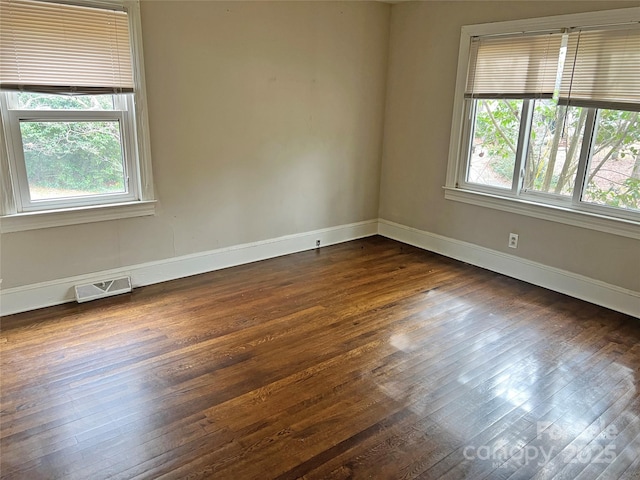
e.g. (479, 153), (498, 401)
(1, 92), (141, 211)
(0, 0), (155, 232)
(445, 7), (640, 240)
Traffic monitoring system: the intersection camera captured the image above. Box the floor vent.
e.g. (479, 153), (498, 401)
(75, 277), (132, 303)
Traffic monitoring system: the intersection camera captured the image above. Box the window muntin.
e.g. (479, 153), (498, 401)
(2, 91), (139, 211)
(462, 99), (640, 218)
(0, 0), (154, 220)
(454, 18), (640, 223)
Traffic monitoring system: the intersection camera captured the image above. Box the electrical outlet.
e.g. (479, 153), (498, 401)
(316, 239), (321, 248)
(508, 233), (519, 249)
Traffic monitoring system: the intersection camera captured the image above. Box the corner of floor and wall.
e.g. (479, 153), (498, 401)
(1, 1), (639, 319)
(1, 218), (638, 319)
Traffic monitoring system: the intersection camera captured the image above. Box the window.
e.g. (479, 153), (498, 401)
(446, 8), (640, 238)
(0, 0), (154, 231)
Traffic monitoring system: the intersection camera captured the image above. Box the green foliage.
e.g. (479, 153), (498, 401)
(525, 101), (586, 196)
(21, 121), (125, 194)
(490, 155), (516, 181)
(586, 178), (640, 210)
(595, 109), (639, 151)
(17, 92), (114, 110)
(17, 93), (125, 195)
(474, 99), (521, 161)
(473, 97), (640, 211)
(471, 99), (521, 185)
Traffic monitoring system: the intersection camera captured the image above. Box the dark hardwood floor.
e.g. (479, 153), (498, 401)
(1, 236), (639, 480)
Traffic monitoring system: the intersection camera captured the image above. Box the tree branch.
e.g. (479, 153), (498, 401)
(587, 112), (638, 185)
(483, 101), (517, 156)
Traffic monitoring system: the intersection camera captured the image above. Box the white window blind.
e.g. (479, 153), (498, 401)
(0, 0), (134, 94)
(465, 33), (563, 99)
(559, 27), (640, 112)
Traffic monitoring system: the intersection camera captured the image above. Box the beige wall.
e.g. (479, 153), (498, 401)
(0, 1), (390, 288)
(379, 1), (640, 292)
(2, 0), (638, 297)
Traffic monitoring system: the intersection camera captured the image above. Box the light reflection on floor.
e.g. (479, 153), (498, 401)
(376, 295), (640, 476)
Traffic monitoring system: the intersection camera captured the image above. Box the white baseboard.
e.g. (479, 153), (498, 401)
(3, 218), (638, 318)
(378, 219), (639, 319)
(0, 220), (378, 316)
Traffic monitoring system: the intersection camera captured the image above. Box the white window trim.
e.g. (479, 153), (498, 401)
(0, 0), (155, 233)
(2, 102), (141, 211)
(0, 200), (156, 233)
(445, 7), (640, 240)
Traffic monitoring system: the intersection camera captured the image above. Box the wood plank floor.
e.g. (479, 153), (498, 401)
(1, 236), (639, 480)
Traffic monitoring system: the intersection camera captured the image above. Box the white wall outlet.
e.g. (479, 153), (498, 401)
(508, 233), (519, 249)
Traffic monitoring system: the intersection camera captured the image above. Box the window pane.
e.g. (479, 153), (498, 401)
(16, 93), (115, 110)
(467, 99), (523, 189)
(524, 100), (586, 197)
(582, 110), (640, 212)
(20, 121), (126, 201)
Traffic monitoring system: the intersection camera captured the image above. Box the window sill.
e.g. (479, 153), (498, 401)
(443, 187), (640, 240)
(0, 200), (156, 233)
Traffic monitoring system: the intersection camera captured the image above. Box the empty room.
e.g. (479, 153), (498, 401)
(1, 0), (639, 478)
